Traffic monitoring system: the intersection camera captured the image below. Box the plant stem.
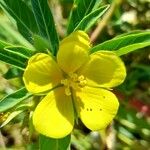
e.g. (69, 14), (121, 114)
(90, 0), (123, 43)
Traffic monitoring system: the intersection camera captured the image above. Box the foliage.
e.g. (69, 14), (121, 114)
(0, 0), (149, 149)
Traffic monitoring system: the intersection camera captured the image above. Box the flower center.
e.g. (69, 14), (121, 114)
(61, 73), (87, 96)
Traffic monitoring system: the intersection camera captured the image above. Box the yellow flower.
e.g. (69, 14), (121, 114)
(23, 31), (126, 138)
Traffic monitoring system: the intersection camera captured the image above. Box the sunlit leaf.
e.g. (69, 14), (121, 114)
(0, 21), (33, 48)
(0, 110), (23, 128)
(0, 43), (34, 69)
(0, 0), (38, 42)
(31, 0), (59, 55)
(91, 31), (150, 56)
(39, 134), (71, 150)
(67, 0), (102, 34)
(33, 35), (51, 52)
(0, 87), (32, 113)
(74, 5), (109, 31)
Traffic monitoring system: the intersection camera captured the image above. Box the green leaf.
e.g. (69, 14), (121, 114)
(0, 87), (32, 113)
(91, 31), (150, 55)
(33, 35), (51, 52)
(0, 39), (11, 48)
(0, 110), (23, 128)
(0, 0), (38, 42)
(3, 67), (23, 79)
(67, 0), (102, 34)
(0, 21), (34, 48)
(39, 134), (71, 150)
(114, 30), (145, 38)
(0, 44), (34, 70)
(0, 53), (26, 70)
(5, 46), (34, 58)
(31, 0), (59, 55)
(115, 42), (150, 56)
(74, 5), (109, 31)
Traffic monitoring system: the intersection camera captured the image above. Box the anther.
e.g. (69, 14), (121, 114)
(78, 75), (85, 81)
(61, 79), (69, 86)
(65, 87), (71, 96)
(79, 80), (87, 87)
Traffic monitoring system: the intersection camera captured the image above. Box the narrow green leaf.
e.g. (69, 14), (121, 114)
(67, 0), (102, 34)
(0, 87), (32, 113)
(39, 134), (71, 150)
(31, 0), (59, 55)
(74, 5), (109, 31)
(92, 0), (102, 11)
(0, 110), (23, 128)
(0, 21), (34, 48)
(0, 0), (38, 42)
(4, 46), (34, 58)
(0, 39), (11, 48)
(115, 42), (150, 56)
(0, 44), (34, 69)
(0, 53), (25, 70)
(114, 30), (145, 39)
(91, 31), (150, 55)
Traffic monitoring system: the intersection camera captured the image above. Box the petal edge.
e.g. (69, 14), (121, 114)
(23, 53), (63, 94)
(75, 86), (119, 130)
(79, 51), (126, 88)
(33, 87), (74, 138)
(57, 31), (90, 73)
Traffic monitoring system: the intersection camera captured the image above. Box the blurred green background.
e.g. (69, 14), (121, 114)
(0, 0), (150, 149)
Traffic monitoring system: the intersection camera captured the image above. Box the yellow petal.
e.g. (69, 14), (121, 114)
(79, 51), (126, 88)
(23, 53), (63, 94)
(75, 86), (119, 130)
(33, 87), (74, 138)
(57, 30), (90, 73)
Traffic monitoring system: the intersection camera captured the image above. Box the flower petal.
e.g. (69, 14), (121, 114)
(57, 30), (90, 73)
(79, 51), (126, 88)
(33, 87), (74, 138)
(75, 86), (119, 130)
(23, 53), (63, 94)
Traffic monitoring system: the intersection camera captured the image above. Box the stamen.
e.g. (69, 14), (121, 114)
(78, 75), (85, 81)
(61, 74), (87, 95)
(65, 87), (71, 96)
(78, 75), (87, 87)
(61, 79), (69, 86)
(69, 73), (78, 81)
(79, 80), (87, 87)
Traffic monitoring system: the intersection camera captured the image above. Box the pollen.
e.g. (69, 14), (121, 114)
(61, 73), (87, 96)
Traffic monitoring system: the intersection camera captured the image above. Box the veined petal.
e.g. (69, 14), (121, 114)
(23, 53), (63, 94)
(79, 51), (126, 88)
(33, 87), (74, 138)
(75, 86), (119, 130)
(57, 31), (90, 74)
